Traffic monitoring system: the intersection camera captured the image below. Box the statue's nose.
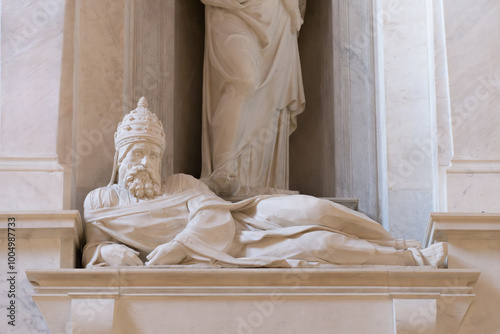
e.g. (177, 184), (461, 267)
(141, 155), (151, 167)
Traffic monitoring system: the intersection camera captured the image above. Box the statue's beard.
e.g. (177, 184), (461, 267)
(123, 166), (161, 199)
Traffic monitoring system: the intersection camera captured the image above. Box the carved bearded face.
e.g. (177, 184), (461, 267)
(117, 142), (162, 199)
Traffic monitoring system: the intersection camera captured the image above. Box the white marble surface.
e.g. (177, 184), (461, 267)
(1, 0), (64, 155)
(447, 159), (500, 212)
(0, 156), (67, 210)
(28, 267), (478, 334)
(331, 0), (380, 222)
(127, 0), (177, 182)
(0, 211), (83, 334)
(0, 0), (69, 210)
(73, 0), (126, 212)
(443, 0), (500, 212)
(432, 0), (454, 212)
(394, 299), (437, 334)
(425, 213), (500, 334)
(380, 0), (438, 240)
(444, 0), (500, 159)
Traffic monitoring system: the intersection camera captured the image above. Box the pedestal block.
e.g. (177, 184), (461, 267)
(0, 211), (83, 333)
(425, 213), (500, 333)
(27, 267), (478, 334)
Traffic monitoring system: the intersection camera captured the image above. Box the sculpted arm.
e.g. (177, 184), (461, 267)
(146, 203), (236, 266)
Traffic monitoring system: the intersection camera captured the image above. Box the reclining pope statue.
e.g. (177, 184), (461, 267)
(82, 98), (447, 268)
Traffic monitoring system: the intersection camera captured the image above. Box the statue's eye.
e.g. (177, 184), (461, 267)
(150, 154), (158, 160)
(134, 151), (145, 159)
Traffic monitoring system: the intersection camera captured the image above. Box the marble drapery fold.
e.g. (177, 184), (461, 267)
(83, 174), (424, 268)
(200, 0), (306, 196)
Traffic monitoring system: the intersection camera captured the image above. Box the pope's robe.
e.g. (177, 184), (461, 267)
(83, 174), (421, 268)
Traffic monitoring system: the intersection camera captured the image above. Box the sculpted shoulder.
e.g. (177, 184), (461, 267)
(83, 186), (121, 211)
(164, 173), (211, 194)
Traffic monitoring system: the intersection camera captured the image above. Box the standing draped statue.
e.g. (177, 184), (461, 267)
(200, 0), (307, 197)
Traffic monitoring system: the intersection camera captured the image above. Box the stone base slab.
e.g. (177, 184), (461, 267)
(27, 267), (479, 334)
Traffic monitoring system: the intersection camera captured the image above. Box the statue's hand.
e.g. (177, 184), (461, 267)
(145, 241), (187, 266)
(100, 244), (143, 266)
(282, 0), (303, 33)
(290, 10), (303, 33)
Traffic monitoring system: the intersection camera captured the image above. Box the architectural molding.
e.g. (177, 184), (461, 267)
(0, 211), (83, 256)
(27, 267), (479, 334)
(331, 0), (380, 221)
(424, 211), (500, 333)
(0, 155), (64, 172)
(424, 212), (500, 245)
(447, 158), (500, 174)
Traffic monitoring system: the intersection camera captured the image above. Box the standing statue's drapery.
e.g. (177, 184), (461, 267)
(200, 0), (306, 197)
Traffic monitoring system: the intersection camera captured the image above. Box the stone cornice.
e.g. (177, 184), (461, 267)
(27, 267), (479, 296)
(0, 211), (83, 248)
(448, 158), (500, 174)
(424, 212), (500, 246)
(0, 156), (65, 172)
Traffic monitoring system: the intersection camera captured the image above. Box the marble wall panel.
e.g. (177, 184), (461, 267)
(114, 297), (394, 333)
(332, 0), (380, 220)
(0, 168), (65, 210)
(381, 0), (439, 240)
(126, 0), (204, 180)
(56, 0), (76, 168)
(0, 0), (70, 210)
(292, 0), (381, 224)
(125, 0), (175, 181)
(73, 0), (126, 212)
(0, 0), (65, 155)
(290, 0), (334, 197)
(432, 0), (453, 211)
(447, 163), (500, 212)
(443, 0), (500, 212)
(433, 0), (453, 168)
(444, 0), (500, 159)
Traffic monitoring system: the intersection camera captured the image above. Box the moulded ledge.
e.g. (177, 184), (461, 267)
(0, 210), (83, 244)
(26, 267), (480, 334)
(424, 212), (500, 246)
(27, 266), (480, 292)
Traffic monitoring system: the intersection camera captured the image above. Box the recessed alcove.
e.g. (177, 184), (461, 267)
(126, 0), (380, 219)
